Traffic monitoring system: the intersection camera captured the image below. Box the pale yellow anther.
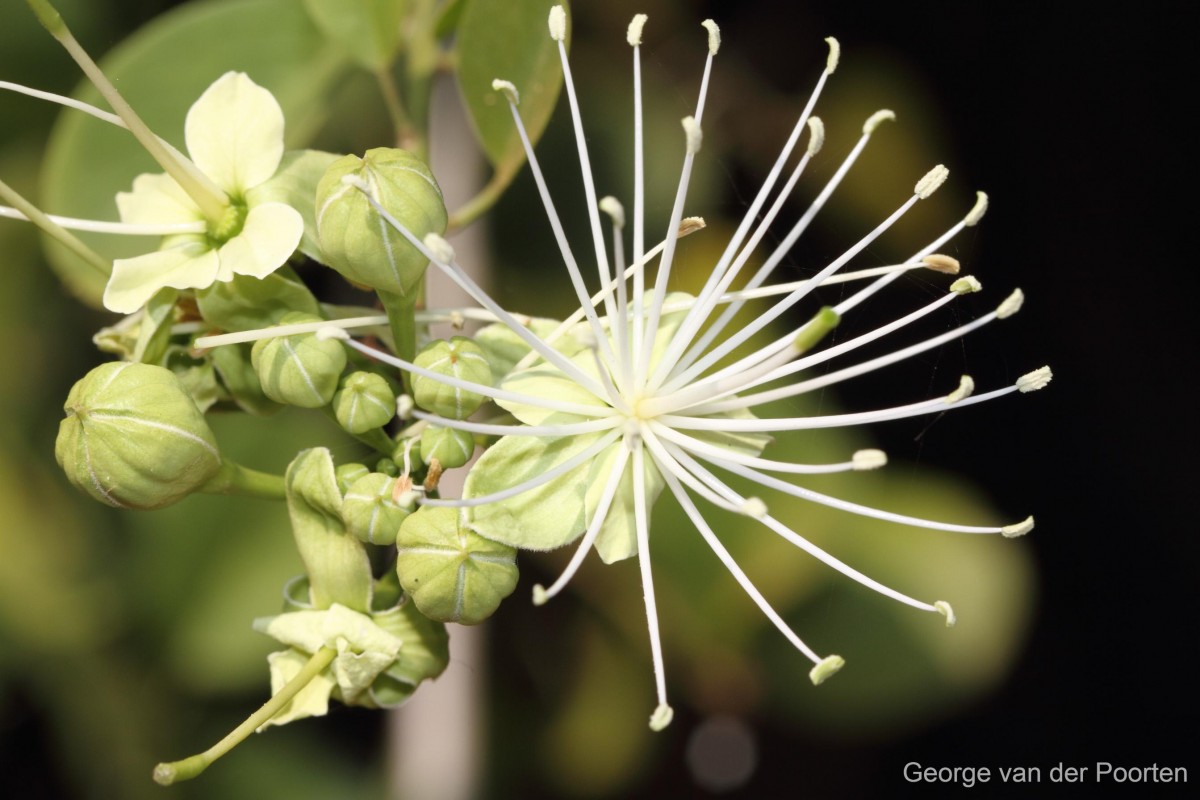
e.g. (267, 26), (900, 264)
(532, 584), (549, 606)
(934, 601), (957, 627)
(922, 254), (960, 274)
(852, 449), (887, 470)
(915, 164), (949, 199)
(423, 233), (455, 264)
(945, 375), (975, 403)
(492, 79), (520, 105)
(806, 117), (825, 157)
(548, 5), (567, 41)
(950, 275), (982, 294)
(740, 497), (768, 519)
(809, 655), (845, 685)
(682, 115), (702, 154)
(965, 191), (989, 226)
(315, 326), (349, 342)
(627, 13), (647, 46)
(678, 216), (706, 236)
(997, 288), (1025, 319)
(863, 109), (895, 134)
(649, 703), (674, 731)
(396, 394), (414, 420)
(1001, 516), (1035, 537)
(701, 20), (721, 55)
(825, 37), (841, 74)
(599, 196), (625, 228)
(1016, 366), (1052, 393)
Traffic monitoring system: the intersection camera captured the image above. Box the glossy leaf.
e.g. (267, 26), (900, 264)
(303, 0), (407, 71)
(455, 0), (566, 177)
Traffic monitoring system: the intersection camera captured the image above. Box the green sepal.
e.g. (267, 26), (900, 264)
(370, 595), (450, 706)
(395, 506), (519, 625)
(246, 149), (342, 263)
(335, 462), (372, 494)
(285, 448), (373, 612)
(169, 356), (221, 413)
(196, 266), (321, 333)
(210, 343), (284, 416)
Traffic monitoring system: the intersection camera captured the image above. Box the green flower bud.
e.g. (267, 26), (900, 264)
(333, 372), (396, 434)
(395, 506), (518, 625)
(412, 337), (492, 419)
(335, 463), (371, 494)
(420, 425), (475, 469)
(315, 148), (447, 297)
(251, 312), (348, 408)
(375, 457), (400, 477)
(342, 473), (416, 546)
(55, 362), (221, 509)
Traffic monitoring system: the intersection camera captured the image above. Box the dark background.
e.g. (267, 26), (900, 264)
(2, 1), (1195, 798)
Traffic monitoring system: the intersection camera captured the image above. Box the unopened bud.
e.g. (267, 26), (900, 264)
(420, 425), (476, 470)
(316, 148), (447, 297)
(251, 312), (348, 408)
(412, 337), (492, 419)
(55, 363), (221, 509)
(342, 473), (416, 545)
(395, 506), (519, 625)
(333, 372), (397, 434)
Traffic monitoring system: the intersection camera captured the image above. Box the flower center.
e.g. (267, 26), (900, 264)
(209, 200), (247, 245)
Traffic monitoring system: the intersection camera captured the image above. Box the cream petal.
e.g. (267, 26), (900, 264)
(214, 201), (303, 282)
(116, 172), (203, 226)
(185, 71), (285, 195)
(104, 242), (219, 313)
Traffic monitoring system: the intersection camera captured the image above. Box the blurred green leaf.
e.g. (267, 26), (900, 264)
(40, 0), (350, 306)
(434, 0), (468, 39)
(456, 0), (566, 178)
(303, 0), (407, 71)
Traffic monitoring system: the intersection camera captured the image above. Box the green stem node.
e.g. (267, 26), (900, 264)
(152, 646), (337, 785)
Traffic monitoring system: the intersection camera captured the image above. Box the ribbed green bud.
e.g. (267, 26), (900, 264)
(375, 458), (400, 477)
(420, 425), (475, 469)
(342, 473), (417, 546)
(335, 462), (371, 494)
(412, 337), (492, 419)
(395, 506), (519, 625)
(55, 362), (221, 510)
(315, 148), (447, 297)
(333, 372), (396, 434)
(250, 312), (348, 408)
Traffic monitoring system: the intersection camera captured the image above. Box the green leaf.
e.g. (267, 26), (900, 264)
(455, 0), (566, 177)
(434, 0), (468, 39)
(40, 0), (349, 306)
(285, 448), (373, 611)
(196, 266), (321, 333)
(303, 0), (407, 71)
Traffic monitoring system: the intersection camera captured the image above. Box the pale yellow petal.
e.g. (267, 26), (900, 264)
(104, 242), (218, 313)
(185, 71), (285, 195)
(214, 201), (303, 282)
(116, 172), (202, 226)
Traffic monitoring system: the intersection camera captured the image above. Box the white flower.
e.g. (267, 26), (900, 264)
(103, 72), (304, 313)
(223, 7), (1050, 732)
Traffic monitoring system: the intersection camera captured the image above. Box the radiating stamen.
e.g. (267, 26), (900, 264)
(664, 165), (938, 393)
(630, 433), (673, 731)
(651, 444), (825, 664)
(599, 196), (631, 390)
(662, 441), (945, 614)
(0, 206), (207, 235)
(629, 13), (648, 391)
(425, 429), (622, 508)
(668, 108), (896, 383)
(492, 78), (619, 375)
(651, 423), (879, 475)
(650, 39), (840, 391)
(410, 409), (620, 438)
(532, 443), (630, 605)
(637, 21), (719, 389)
